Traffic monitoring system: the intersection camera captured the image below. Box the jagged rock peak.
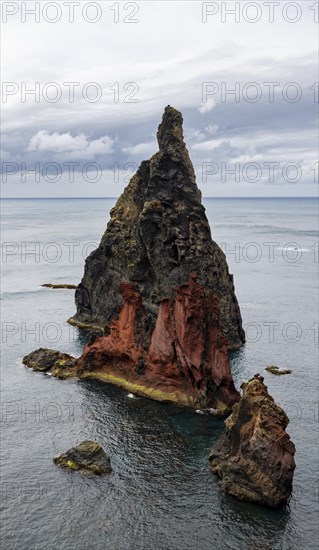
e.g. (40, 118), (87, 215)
(24, 107), (245, 411)
(157, 105), (185, 152)
(70, 105), (245, 351)
(154, 105), (196, 185)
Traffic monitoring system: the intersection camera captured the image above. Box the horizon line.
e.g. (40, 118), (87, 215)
(0, 196), (318, 200)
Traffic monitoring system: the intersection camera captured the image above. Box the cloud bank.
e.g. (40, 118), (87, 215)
(1, 1), (317, 197)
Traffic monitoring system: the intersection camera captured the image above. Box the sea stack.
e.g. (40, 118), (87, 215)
(71, 106), (244, 411)
(70, 106), (244, 349)
(209, 374), (296, 507)
(24, 106), (245, 412)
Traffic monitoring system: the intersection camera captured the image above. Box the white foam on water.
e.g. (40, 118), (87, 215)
(275, 247), (311, 252)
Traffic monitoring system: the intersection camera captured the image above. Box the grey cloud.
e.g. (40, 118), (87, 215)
(1, 1), (317, 197)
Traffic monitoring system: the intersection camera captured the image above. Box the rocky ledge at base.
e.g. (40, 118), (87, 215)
(53, 440), (112, 474)
(42, 283), (77, 289)
(23, 106), (245, 414)
(209, 374), (296, 508)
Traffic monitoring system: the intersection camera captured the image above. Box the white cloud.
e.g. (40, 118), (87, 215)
(27, 130), (114, 159)
(187, 125), (219, 143)
(122, 141), (157, 156)
(187, 129), (206, 142)
(1, 1), (317, 196)
(198, 98), (216, 114)
(205, 124), (219, 135)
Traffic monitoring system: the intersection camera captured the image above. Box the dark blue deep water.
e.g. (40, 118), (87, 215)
(1, 198), (318, 550)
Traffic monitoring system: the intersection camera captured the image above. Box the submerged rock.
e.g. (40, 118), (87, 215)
(265, 365), (292, 375)
(209, 374), (296, 508)
(53, 440), (112, 474)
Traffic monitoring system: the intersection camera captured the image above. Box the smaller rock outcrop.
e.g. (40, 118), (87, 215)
(42, 283), (77, 289)
(209, 374), (296, 508)
(23, 348), (76, 378)
(53, 440), (112, 474)
(265, 365), (292, 375)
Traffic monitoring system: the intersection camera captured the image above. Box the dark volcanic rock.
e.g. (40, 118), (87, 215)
(62, 106), (246, 412)
(70, 106), (245, 350)
(265, 365), (292, 375)
(22, 348), (76, 378)
(209, 374), (296, 508)
(42, 283), (77, 289)
(53, 440), (112, 474)
(24, 107), (244, 413)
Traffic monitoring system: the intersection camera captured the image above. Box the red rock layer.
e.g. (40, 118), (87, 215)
(209, 374), (296, 507)
(77, 274), (240, 412)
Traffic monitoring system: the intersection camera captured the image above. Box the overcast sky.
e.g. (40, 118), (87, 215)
(1, 0), (318, 197)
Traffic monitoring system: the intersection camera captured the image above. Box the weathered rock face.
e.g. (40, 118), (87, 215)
(23, 348), (76, 378)
(53, 440), (112, 474)
(23, 274), (240, 411)
(62, 106), (245, 411)
(24, 107), (244, 413)
(69, 106), (245, 351)
(209, 374), (296, 508)
(76, 274), (239, 411)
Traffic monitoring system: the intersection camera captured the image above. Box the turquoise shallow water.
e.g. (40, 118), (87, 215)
(1, 197), (318, 550)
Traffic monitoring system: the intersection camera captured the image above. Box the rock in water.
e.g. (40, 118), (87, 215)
(66, 106), (245, 412)
(265, 365), (292, 375)
(70, 106), (244, 349)
(42, 283), (77, 289)
(24, 106), (244, 413)
(53, 440), (112, 474)
(23, 348), (76, 378)
(209, 374), (296, 508)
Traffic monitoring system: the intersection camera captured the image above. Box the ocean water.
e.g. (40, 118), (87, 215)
(1, 197), (318, 550)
